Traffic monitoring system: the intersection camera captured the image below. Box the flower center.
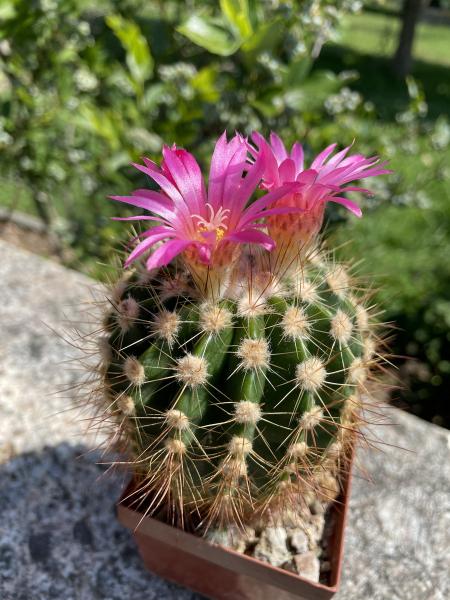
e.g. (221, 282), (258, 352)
(193, 203), (229, 242)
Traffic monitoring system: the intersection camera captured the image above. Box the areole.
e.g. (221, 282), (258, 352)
(96, 131), (389, 599)
(117, 451), (354, 600)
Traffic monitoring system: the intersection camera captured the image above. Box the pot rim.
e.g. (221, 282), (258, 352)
(117, 452), (354, 595)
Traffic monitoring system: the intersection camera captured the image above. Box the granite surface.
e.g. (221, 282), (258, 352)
(1, 240), (449, 600)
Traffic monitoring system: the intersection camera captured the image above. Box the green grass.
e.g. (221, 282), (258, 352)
(318, 12), (450, 121)
(336, 11), (450, 67)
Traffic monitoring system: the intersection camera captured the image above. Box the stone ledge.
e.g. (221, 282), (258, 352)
(1, 240), (449, 600)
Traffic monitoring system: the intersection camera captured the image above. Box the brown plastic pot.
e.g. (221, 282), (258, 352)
(117, 462), (353, 600)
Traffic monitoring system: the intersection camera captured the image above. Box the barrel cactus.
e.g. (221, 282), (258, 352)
(96, 132), (389, 533)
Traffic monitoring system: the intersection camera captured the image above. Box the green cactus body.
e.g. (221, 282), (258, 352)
(99, 253), (377, 529)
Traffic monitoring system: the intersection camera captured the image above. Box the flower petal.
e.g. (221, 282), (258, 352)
(246, 205), (304, 222)
(132, 163), (184, 203)
(111, 215), (166, 223)
(328, 196), (362, 217)
(250, 131), (280, 188)
(197, 243), (212, 264)
(278, 158), (296, 183)
(269, 132), (288, 163)
(226, 228), (275, 251)
(311, 143), (337, 170)
(338, 186), (372, 194)
(239, 182), (302, 222)
(290, 142), (304, 172)
(133, 163), (194, 233)
(132, 189), (173, 207)
(296, 169), (318, 185)
(209, 132), (247, 211)
(145, 239), (192, 270)
(229, 146), (266, 219)
(162, 145), (206, 215)
(326, 144), (352, 167)
(142, 157), (160, 173)
(125, 229), (175, 267)
(109, 194), (176, 222)
(109, 196), (175, 220)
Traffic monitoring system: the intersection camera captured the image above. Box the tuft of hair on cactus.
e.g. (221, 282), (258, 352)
(88, 131), (391, 537)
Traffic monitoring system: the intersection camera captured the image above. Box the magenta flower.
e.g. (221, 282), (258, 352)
(110, 132), (298, 272)
(249, 132), (391, 248)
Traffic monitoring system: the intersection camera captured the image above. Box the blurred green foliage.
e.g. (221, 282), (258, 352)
(322, 16), (450, 427)
(0, 1), (449, 425)
(0, 0), (360, 273)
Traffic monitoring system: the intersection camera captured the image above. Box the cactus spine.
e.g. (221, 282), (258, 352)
(93, 131), (388, 533)
(97, 250), (378, 530)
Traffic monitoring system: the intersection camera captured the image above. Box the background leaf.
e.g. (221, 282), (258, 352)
(220, 0), (253, 38)
(106, 15), (153, 87)
(177, 15), (241, 56)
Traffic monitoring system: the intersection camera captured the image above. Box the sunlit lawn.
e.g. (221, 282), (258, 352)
(337, 11), (450, 68)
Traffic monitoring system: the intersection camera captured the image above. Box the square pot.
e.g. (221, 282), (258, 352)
(117, 460), (353, 600)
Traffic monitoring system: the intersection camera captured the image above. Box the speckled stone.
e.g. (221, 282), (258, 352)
(253, 526), (291, 567)
(289, 529), (309, 554)
(0, 240), (103, 455)
(1, 241), (449, 599)
(338, 410), (450, 600)
(293, 551), (320, 582)
(0, 445), (199, 600)
(206, 526), (256, 554)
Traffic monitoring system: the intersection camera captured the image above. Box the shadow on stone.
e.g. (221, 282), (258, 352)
(0, 443), (202, 600)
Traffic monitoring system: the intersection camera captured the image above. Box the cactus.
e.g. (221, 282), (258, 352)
(95, 132), (389, 532)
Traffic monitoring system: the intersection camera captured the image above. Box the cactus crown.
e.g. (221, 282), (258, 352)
(93, 132), (388, 532)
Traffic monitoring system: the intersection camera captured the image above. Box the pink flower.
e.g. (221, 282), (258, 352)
(110, 132), (298, 272)
(249, 132), (391, 248)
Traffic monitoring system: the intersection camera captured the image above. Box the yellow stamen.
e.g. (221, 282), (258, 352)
(193, 203), (229, 242)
